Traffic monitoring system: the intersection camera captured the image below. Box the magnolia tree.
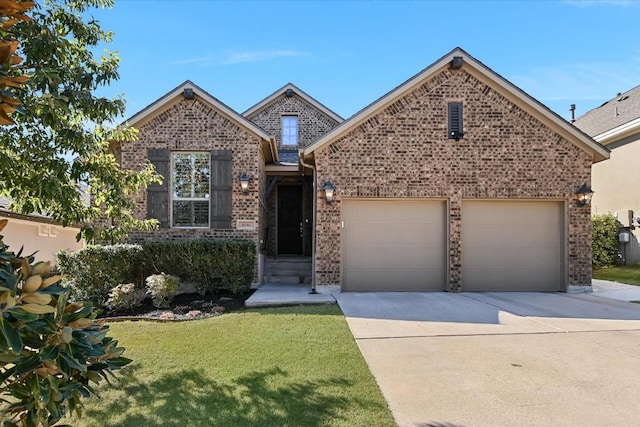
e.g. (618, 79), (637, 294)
(0, 0), (160, 243)
(0, 1), (136, 424)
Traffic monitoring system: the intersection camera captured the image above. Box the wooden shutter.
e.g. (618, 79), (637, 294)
(210, 150), (232, 228)
(448, 102), (463, 140)
(147, 148), (170, 228)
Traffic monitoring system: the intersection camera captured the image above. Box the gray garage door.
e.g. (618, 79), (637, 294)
(342, 200), (446, 291)
(462, 201), (564, 292)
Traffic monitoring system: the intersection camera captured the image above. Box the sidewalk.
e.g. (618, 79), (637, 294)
(591, 279), (640, 302)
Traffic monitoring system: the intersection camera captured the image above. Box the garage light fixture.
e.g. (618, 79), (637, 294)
(574, 183), (594, 207)
(239, 173), (250, 194)
(323, 181), (335, 204)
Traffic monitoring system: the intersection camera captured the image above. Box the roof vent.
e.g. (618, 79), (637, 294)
(285, 88), (294, 97)
(617, 95), (629, 102)
(183, 88), (195, 100)
(450, 56), (463, 70)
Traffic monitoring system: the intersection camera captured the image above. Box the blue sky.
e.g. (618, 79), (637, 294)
(91, 0), (640, 123)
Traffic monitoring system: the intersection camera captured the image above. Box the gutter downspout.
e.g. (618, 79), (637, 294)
(299, 149), (318, 294)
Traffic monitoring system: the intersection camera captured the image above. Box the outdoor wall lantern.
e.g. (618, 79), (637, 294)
(323, 181), (335, 204)
(574, 183), (594, 207)
(239, 173), (250, 194)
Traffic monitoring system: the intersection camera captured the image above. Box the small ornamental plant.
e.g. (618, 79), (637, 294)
(0, 219), (132, 426)
(145, 273), (179, 309)
(106, 283), (146, 311)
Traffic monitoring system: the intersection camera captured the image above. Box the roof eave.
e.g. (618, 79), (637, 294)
(593, 117), (640, 145)
(127, 80), (273, 144)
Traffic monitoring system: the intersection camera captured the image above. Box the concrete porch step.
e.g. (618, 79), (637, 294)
(264, 275), (311, 284)
(264, 268), (313, 276)
(264, 257), (312, 285)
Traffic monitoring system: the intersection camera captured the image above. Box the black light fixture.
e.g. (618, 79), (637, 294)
(322, 181), (335, 204)
(574, 183), (594, 207)
(239, 173), (250, 194)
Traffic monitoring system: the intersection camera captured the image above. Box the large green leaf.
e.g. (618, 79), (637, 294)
(8, 306), (39, 322)
(0, 317), (22, 354)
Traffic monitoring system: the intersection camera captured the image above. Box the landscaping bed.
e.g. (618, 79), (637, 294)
(99, 290), (254, 321)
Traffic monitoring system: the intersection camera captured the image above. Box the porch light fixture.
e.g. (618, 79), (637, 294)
(574, 183), (594, 207)
(239, 173), (250, 194)
(323, 181), (335, 204)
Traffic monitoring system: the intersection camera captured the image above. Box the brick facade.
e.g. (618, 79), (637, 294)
(246, 93), (341, 150)
(313, 68), (593, 290)
(121, 97), (264, 280)
(247, 91), (340, 256)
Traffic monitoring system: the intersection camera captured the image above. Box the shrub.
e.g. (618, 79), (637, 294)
(140, 240), (255, 294)
(57, 244), (144, 306)
(592, 213), (620, 269)
(145, 273), (179, 308)
(57, 240), (256, 306)
(0, 219), (131, 425)
(106, 283), (146, 311)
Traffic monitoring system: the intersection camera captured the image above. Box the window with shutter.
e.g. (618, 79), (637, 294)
(171, 152), (210, 227)
(448, 102), (464, 140)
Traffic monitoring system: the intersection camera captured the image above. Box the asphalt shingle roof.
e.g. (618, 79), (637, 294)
(573, 85), (640, 137)
(277, 150), (300, 166)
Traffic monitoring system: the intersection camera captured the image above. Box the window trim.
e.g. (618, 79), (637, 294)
(170, 151), (211, 228)
(281, 115), (299, 146)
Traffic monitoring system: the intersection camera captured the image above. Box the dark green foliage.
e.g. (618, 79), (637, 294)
(592, 213), (620, 269)
(57, 240), (256, 306)
(0, 0), (161, 243)
(56, 244), (144, 306)
(140, 240), (256, 294)
(0, 220), (131, 426)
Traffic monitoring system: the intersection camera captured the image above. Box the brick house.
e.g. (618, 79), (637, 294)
(117, 47), (608, 292)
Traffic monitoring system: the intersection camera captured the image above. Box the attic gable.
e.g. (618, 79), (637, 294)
(304, 47), (609, 164)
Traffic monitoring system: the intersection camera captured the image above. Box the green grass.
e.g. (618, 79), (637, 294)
(72, 305), (395, 427)
(593, 265), (640, 286)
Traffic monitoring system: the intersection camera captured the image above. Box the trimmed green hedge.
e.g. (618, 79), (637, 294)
(592, 213), (619, 269)
(139, 240), (256, 294)
(57, 244), (143, 306)
(57, 240), (256, 306)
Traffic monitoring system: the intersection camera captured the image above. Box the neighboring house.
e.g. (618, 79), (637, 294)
(117, 47), (608, 293)
(0, 197), (84, 263)
(573, 85), (640, 265)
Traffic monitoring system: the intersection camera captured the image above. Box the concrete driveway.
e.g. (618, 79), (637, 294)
(334, 292), (640, 427)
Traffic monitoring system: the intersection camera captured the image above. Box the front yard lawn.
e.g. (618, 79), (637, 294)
(72, 305), (395, 427)
(593, 266), (640, 286)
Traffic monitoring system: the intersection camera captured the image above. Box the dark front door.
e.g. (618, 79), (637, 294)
(277, 186), (303, 255)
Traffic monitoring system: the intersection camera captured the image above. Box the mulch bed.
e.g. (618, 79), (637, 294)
(98, 290), (255, 322)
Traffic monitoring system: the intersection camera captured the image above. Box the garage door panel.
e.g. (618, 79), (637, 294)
(343, 200), (446, 292)
(464, 247), (560, 269)
(463, 268), (560, 292)
(462, 201), (564, 292)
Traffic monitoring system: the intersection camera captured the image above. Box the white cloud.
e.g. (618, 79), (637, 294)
(171, 56), (217, 65)
(221, 50), (308, 65)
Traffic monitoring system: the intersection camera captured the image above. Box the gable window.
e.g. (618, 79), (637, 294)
(282, 115), (298, 145)
(171, 152), (210, 227)
(448, 102), (464, 140)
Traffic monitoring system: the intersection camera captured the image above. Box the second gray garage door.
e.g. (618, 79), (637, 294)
(462, 200), (564, 292)
(342, 199), (446, 291)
